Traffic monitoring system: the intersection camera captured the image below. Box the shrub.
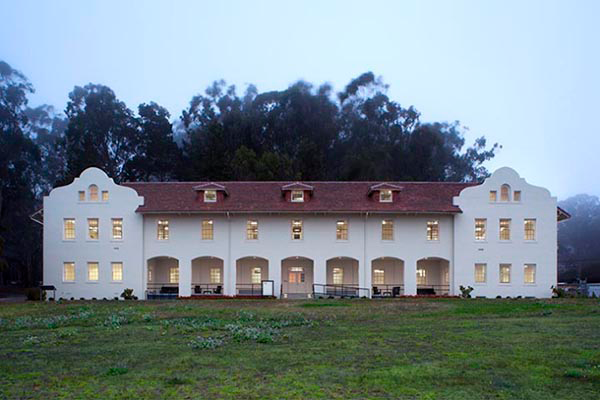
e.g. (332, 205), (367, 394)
(459, 285), (474, 298)
(120, 288), (135, 300)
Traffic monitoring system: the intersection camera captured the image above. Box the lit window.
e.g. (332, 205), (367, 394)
(63, 262), (75, 282)
(499, 219), (511, 241)
(251, 267), (262, 284)
(147, 266), (153, 282)
(524, 219), (536, 241)
(500, 184), (511, 202)
(333, 267), (343, 284)
(78, 191), (85, 201)
(524, 264), (536, 284)
(87, 262), (99, 281)
(169, 266), (179, 283)
(202, 220), (214, 240)
(379, 190), (392, 202)
(64, 218), (75, 240)
(514, 191), (521, 201)
(474, 263), (486, 283)
(111, 262), (123, 282)
(489, 191), (497, 202)
(373, 269), (385, 285)
(88, 185), (99, 201)
(291, 190), (304, 202)
(499, 264), (511, 283)
(475, 218), (486, 241)
(88, 218), (99, 240)
(336, 220), (348, 240)
(289, 267), (305, 283)
(157, 219), (169, 240)
(291, 219), (303, 240)
(112, 218), (123, 240)
(246, 220), (258, 240)
(381, 220), (394, 240)
(204, 190), (217, 202)
(417, 268), (427, 285)
(210, 268), (221, 284)
(427, 220), (439, 241)
(102, 191), (109, 201)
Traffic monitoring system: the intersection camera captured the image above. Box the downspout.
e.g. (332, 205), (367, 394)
(227, 212), (232, 295)
(364, 211), (369, 297)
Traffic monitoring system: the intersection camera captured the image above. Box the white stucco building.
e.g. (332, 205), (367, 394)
(42, 167), (569, 300)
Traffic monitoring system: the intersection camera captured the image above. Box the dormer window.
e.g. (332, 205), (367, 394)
(379, 190), (393, 202)
(291, 190), (304, 202)
(204, 190), (217, 203)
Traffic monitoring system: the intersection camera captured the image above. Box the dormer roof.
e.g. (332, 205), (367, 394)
(367, 182), (404, 196)
(192, 182), (228, 196)
(281, 182), (315, 192)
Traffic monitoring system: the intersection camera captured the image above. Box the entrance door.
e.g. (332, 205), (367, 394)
(287, 267), (305, 293)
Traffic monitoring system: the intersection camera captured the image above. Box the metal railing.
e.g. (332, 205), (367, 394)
(417, 284), (450, 295)
(372, 284), (404, 297)
(192, 283), (223, 295)
(146, 282), (179, 299)
(313, 283), (370, 298)
(236, 283), (263, 296)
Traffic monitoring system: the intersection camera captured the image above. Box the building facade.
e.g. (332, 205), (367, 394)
(42, 167), (568, 299)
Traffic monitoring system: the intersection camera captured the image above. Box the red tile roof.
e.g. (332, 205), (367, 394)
(122, 181), (477, 214)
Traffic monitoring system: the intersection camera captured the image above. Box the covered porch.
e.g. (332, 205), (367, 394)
(313, 257), (368, 298)
(146, 256), (179, 299)
(236, 256), (269, 296)
(371, 257), (404, 297)
(191, 256), (224, 296)
(281, 256), (314, 299)
(416, 257), (450, 295)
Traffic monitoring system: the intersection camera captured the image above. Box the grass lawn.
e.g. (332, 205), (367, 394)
(1, 298), (599, 399)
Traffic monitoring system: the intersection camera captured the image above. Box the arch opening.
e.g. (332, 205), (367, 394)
(192, 256), (224, 295)
(371, 257), (404, 297)
(281, 256), (314, 299)
(236, 256), (269, 296)
(146, 256), (179, 298)
(416, 257), (450, 295)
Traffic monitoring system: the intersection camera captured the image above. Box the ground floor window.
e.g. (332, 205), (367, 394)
(210, 267), (221, 284)
(87, 262), (99, 281)
(63, 262), (75, 282)
(111, 262), (123, 282)
(499, 264), (511, 283)
(524, 264), (536, 284)
(474, 263), (486, 283)
(417, 268), (427, 285)
(169, 266), (179, 284)
(251, 267), (262, 284)
(373, 269), (385, 285)
(333, 267), (343, 284)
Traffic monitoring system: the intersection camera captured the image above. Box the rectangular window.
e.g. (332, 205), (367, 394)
(157, 219), (169, 240)
(111, 262), (123, 282)
(78, 191), (85, 201)
(381, 220), (394, 241)
(102, 191), (109, 201)
(379, 190), (392, 202)
(111, 218), (123, 240)
(210, 267), (221, 284)
(427, 220), (439, 241)
(499, 264), (511, 283)
(291, 190), (304, 202)
(63, 262), (75, 282)
(246, 220), (258, 240)
(475, 218), (486, 241)
(147, 266), (153, 282)
(373, 269), (385, 285)
(333, 267), (344, 284)
(499, 219), (511, 241)
(64, 218), (75, 240)
(169, 266), (179, 284)
(474, 263), (486, 283)
(204, 190), (217, 202)
(291, 219), (303, 240)
(336, 220), (348, 240)
(88, 218), (99, 240)
(524, 264), (536, 284)
(251, 267), (262, 284)
(524, 219), (536, 241)
(87, 262), (99, 281)
(202, 220), (214, 240)
(514, 191), (521, 201)
(489, 191), (497, 202)
(417, 268), (427, 285)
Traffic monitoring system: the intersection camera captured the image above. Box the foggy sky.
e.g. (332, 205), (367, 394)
(1, 0), (598, 200)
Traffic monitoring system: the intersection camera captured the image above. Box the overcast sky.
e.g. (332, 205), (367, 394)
(1, 0), (598, 199)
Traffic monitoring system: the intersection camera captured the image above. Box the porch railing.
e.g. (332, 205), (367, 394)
(417, 284), (450, 295)
(236, 283), (263, 296)
(146, 282), (178, 299)
(372, 284), (404, 297)
(192, 283), (223, 295)
(313, 283), (370, 298)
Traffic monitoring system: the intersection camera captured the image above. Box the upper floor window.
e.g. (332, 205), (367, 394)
(169, 266), (179, 284)
(332, 267), (344, 284)
(87, 262), (99, 281)
(524, 264), (536, 284)
(64, 218), (75, 240)
(246, 220), (258, 240)
(474, 263), (486, 283)
(204, 190), (217, 202)
(63, 262), (75, 282)
(111, 262), (123, 282)
(500, 184), (511, 202)
(499, 219), (511, 241)
(251, 267), (262, 284)
(87, 218), (99, 240)
(112, 218), (123, 240)
(210, 267), (222, 284)
(499, 264), (511, 283)
(88, 185), (99, 201)
(475, 218), (486, 241)
(426, 220), (439, 241)
(102, 191), (109, 201)
(379, 190), (393, 202)
(381, 220), (394, 241)
(291, 190), (304, 202)
(524, 219), (536, 240)
(336, 220), (348, 240)
(291, 219), (303, 240)
(513, 191), (521, 202)
(417, 268), (427, 285)
(202, 220), (214, 240)
(78, 191), (85, 201)
(157, 219), (169, 240)
(489, 191), (497, 202)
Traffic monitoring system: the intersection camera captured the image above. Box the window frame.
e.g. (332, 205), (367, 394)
(426, 220), (439, 241)
(204, 190), (217, 203)
(500, 184), (511, 202)
(291, 219), (303, 240)
(381, 219), (394, 241)
(524, 264), (536, 284)
(474, 218), (487, 241)
(499, 264), (511, 284)
(111, 218), (123, 240)
(101, 190), (109, 202)
(524, 218), (536, 241)
(291, 190), (304, 202)
(63, 218), (76, 240)
(201, 219), (214, 240)
(87, 218), (99, 240)
(373, 268), (385, 285)
(379, 190), (393, 203)
(157, 219), (169, 240)
(78, 191), (85, 201)
(63, 262), (75, 282)
(169, 266), (179, 284)
(474, 263), (486, 283)
(111, 262), (123, 282)
(336, 220), (348, 241)
(489, 191), (497, 202)
(416, 268), (427, 285)
(87, 262), (99, 282)
(513, 190), (521, 202)
(88, 185), (99, 201)
(332, 267), (344, 285)
(210, 267), (222, 284)
(246, 220), (259, 240)
(499, 218), (511, 241)
(251, 267), (262, 284)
